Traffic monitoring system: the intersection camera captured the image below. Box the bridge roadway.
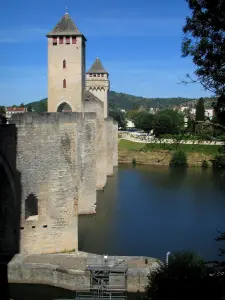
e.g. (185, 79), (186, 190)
(8, 251), (159, 292)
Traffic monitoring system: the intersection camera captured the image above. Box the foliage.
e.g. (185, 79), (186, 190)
(134, 112), (155, 133)
(0, 106), (6, 114)
(182, 0), (225, 96)
(20, 102), (25, 108)
(213, 154), (225, 169)
(26, 93), (216, 114)
(195, 98), (205, 121)
(125, 109), (140, 122)
(169, 150), (188, 168)
(217, 135), (225, 142)
(210, 231), (225, 298)
(157, 108), (184, 131)
(153, 114), (173, 137)
(26, 104), (33, 112)
(145, 251), (224, 300)
(202, 160), (209, 169)
(0, 113), (7, 124)
(109, 109), (127, 130)
(132, 158), (136, 168)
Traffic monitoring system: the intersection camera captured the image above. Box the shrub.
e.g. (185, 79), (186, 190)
(132, 158), (137, 167)
(212, 154), (225, 168)
(170, 150), (188, 167)
(202, 160), (209, 169)
(217, 134), (225, 142)
(218, 145), (225, 153)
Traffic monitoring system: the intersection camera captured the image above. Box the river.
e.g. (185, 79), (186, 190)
(79, 165), (225, 261)
(9, 165), (225, 299)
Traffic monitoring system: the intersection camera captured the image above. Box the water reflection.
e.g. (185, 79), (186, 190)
(79, 165), (225, 261)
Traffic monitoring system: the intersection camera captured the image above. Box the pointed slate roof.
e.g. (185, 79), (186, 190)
(87, 57), (108, 74)
(46, 12), (86, 39)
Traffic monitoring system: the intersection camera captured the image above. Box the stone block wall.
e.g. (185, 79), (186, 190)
(83, 95), (107, 190)
(16, 122), (78, 254)
(77, 112), (97, 214)
(10, 112), (98, 253)
(113, 119), (118, 167)
(106, 117), (114, 176)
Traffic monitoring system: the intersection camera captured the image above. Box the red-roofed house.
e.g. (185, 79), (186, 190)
(6, 107), (27, 121)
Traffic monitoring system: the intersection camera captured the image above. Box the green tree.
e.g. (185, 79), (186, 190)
(125, 110), (140, 122)
(182, 0), (225, 128)
(27, 104), (33, 112)
(156, 109), (184, 134)
(20, 102), (25, 108)
(146, 251), (224, 300)
(37, 101), (47, 112)
(0, 106), (6, 114)
(153, 114), (173, 137)
(170, 150), (188, 168)
(182, 0), (225, 96)
(195, 98), (205, 121)
(134, 112), (154, 133)
(109, 109), (127, 130)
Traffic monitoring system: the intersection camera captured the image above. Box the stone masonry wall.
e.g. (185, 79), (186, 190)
(10, 112), (98, 253)
(84, 97), (107, 190)
(16, 122), (78, 254)
(77, 112), (98, 215)
(113, 119), (118, 167)
(106, 117), (114, 176)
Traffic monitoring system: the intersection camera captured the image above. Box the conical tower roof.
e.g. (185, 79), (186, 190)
(87, 57), (108, 74)
(46, 12), (86, 39)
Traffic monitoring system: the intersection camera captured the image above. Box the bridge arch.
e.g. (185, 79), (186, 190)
(57, 102), (72, 112)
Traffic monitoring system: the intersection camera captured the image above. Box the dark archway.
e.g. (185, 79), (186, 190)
(57, 102), (72, 112)
(25, 193), (38, 220)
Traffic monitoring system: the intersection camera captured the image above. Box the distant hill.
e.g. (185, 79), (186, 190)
(26, 91), (216, 112)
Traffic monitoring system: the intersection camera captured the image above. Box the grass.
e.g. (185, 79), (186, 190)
(119, 139), (220, 155)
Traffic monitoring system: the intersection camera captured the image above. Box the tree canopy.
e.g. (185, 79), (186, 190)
(195, 97), (205, 121)
(182, 0), (225, 96)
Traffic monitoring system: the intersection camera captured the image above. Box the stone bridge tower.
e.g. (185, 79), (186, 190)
(86, 57), (110, 118)
(47, 10), (86, 112)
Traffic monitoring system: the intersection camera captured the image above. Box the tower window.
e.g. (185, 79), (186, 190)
(72, 37), (77, 44)
(53, 37), (57, 45)
(101, 74), (104, 77)
(66, 37), (70, 44)
(63, 60), (66, 68)
(90, 74), (92, 77)
(93, 74), (96, 77)
(63, 79), (66, 88)
(97, 74), (100, 77)
(59, 37), (63, 44)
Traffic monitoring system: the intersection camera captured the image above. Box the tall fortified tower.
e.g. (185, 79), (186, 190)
(86, 57), (110, 118)
(47, 10), (86, 112)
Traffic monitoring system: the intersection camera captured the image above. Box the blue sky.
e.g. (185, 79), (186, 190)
(0, 0), (212, 106)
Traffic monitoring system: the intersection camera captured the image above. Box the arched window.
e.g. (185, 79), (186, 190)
(63, 79), (66, 88)
(63, 60), (66, 68)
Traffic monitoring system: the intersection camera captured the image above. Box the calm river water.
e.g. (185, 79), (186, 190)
(9, 165), (225, 299)
(79, 165), (225, 261)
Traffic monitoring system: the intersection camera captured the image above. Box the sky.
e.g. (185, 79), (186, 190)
(0, 0), (212, 106)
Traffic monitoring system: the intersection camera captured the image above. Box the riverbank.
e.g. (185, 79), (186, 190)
(118, 139), (218, 166)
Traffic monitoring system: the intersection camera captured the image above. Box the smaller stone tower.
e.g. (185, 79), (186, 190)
(86, 57), (110, 118)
